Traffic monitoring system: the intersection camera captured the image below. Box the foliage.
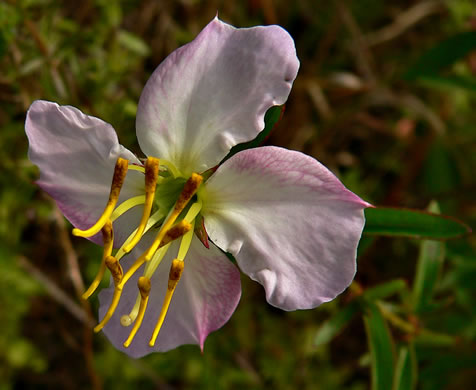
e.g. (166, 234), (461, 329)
(0, 0), (474, 389)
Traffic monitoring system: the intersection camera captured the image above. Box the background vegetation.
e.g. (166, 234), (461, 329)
(0, 0), (475, 389)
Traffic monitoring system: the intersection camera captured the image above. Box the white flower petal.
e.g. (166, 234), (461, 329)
(99, 235), (241, 358)
(26, 100), (144, 245)
(136, 17), (299, 175)
(202, 146), (370, 311)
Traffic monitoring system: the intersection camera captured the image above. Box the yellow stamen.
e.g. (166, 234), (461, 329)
(161, 220), (193, 247)
(149, 259), (184, 347)
(90, 170), (202, 339)
(144, 173), (203, 261)
(82, 220), (114, 300)
(96, 220), (191, 331)
(73, 158), (129, 238)
(120, 221), (192, 286)
(141, 202), (202, 280)
(123, 276), (151, 348)
(105, 255), (123, 285)
(123, 157), (159, 253)
(111, 195), (145, 222)
(94, 286), (122, 332)
(115, 209), (165, 262)
(94, 255), (124, 332)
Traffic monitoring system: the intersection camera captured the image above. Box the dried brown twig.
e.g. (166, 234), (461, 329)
(17, 255), (94, 327)
(363, 0), (446, 47)
(53, 204), (103, 390)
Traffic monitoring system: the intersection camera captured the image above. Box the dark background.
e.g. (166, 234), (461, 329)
(0, 0), (475, 389)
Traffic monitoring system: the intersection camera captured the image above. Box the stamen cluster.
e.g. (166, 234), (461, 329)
(76, 157), (203, 348)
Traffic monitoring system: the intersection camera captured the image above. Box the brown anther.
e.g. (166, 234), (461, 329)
(110, 158), (129, 200)
(168, 259), (184, 290)
(101, 220), (114, 244)
(174, 173), (203, 212)
(138, 276), (151, 299)
(144, 173), (203, 261)
(160, 221), (192, 248)
(105, 255), (123, 285)
(145, 157), (160, 191)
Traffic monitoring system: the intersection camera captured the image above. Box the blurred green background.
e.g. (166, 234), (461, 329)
(1, 0), (475, 389)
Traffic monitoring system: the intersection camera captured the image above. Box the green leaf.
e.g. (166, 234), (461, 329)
(416, 74), (476, 93)
(363, 302), (395, 390)
(363, 207), (471, 240)
(313, 280), (407, 347)
(392, 345), (417, 390)
(314, 301), (360, 346)
(221, 105), (283, 163)
(412, 202), (446, 313)
(405, 31), (476, 79)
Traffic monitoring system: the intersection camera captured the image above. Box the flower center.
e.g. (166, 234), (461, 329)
(74, 157), (204, 348)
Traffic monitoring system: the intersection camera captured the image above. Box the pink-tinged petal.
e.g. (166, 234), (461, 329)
(26, 100), (144, 245)
(136, 17), (299, 175)
(201, 146), (371, 311)
(99, 235), (241, 358)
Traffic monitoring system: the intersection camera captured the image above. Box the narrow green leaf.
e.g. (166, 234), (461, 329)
(405, 31), (476, 79)
(222, 105), (283, 163)
(363, 302), (395, 390)
(363, 279), (407, 301)
(392, 345), (417, 390)
(414, 329), (456, 347)
(416, 74), (476, 93)
(363, 207), (471, 240)
(412, 202), (445, 313)
(314, 301), (360, 346)
(412, 239), (445, 312)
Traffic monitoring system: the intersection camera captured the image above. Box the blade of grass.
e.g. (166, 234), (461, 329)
(363, 301), (395, 390)
(363, 207), (471, 240)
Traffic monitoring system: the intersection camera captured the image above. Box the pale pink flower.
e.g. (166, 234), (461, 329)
(25, 18), (370, 358)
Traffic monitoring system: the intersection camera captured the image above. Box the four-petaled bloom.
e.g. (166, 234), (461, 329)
(25, 17), (370, 358)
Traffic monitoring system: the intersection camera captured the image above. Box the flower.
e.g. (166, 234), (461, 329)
(25, 17), (370, 358)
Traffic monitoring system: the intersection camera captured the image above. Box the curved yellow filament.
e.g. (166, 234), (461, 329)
(128, 164), (145, 173)
(184, 199), (203, 223)
(149, 259), (184, 347)
(123, 157), (159, 253)
(110, 195), (145, 222)
(121, 221), (191, 286)
(143, 244), (170, 279)
(94, 255), (124, 332)
(94, 287), (122, 333)
(144, 173), (203, 261)
(159, 159), (181, 178)
(73, 158), (129, 238)
(115, 209), (165, 262)
(123, 276), (151, 348)
(82, 220), (114, 300)
(177, 222), (195, 261)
